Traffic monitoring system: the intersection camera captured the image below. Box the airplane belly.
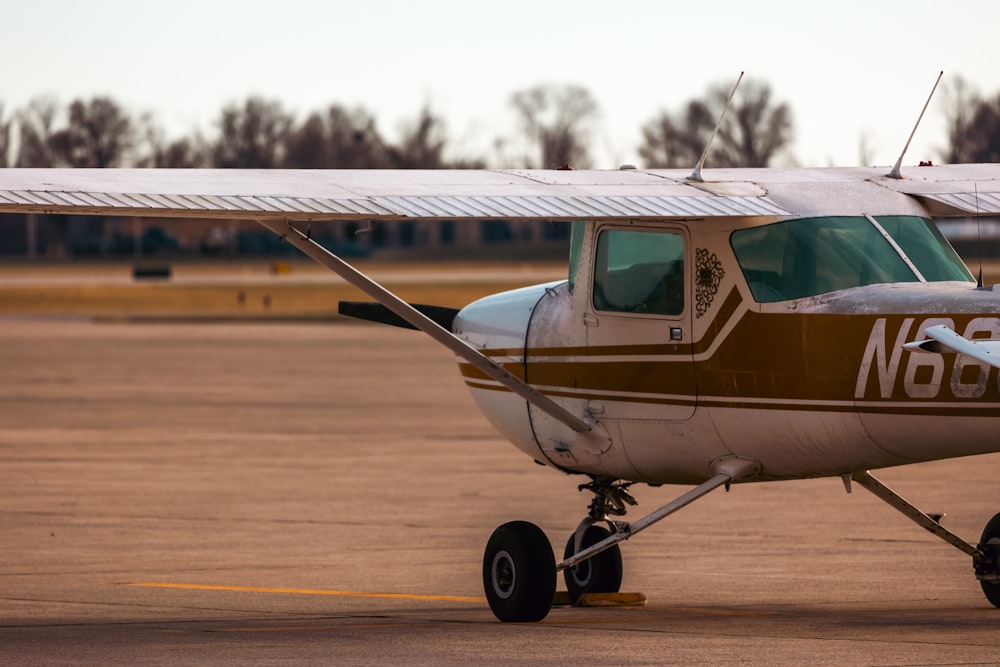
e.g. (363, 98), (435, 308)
(616, 413), (732, 484)
(705, 406), (908, 479)
(861, 411), (1000, 464)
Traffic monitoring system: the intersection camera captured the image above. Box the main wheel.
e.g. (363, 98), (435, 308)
(563, 524), (623, 601)
(483, 521), (556, 622)
(978, 512), (1000, 608)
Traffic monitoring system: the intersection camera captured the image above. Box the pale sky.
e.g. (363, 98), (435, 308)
(4, 0), (999, 168)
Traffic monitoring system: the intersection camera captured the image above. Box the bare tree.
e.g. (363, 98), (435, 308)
(510, 84), (599, 169)
(212, 97), (292, 168)
(385, 105), (486, 168)
(388, 105), (446, 168)
(49, 97), (134, 167)
(639, 101), (713, 168)
(942, 77), (1000, 163)
(640, 78), (794, 168)
(155, 137), (209, 168)
(0, 103), (11, 167)
(135, 113), (208, 168)
(282, 112), (328, 168)
(283, 104), (388, 168)
(15, 97), (61, 167)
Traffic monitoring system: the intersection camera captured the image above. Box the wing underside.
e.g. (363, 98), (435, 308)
(2, 165), (999, 221)
(0, 168), (792, 221)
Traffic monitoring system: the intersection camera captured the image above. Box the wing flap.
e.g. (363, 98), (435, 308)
(908, 191), (1000, 217)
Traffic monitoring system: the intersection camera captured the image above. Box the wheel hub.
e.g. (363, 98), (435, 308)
(491, 550), (516, 599)
(568, 557), (592, 587)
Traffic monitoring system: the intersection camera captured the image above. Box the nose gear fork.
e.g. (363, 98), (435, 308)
(562, 478), (635, 601)
(573, 478), (637, 548)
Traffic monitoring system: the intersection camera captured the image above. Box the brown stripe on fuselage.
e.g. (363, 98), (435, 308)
(460, 309), (1000, 410)
(459, 357), (696, 397)
(691, 287), (746, 356)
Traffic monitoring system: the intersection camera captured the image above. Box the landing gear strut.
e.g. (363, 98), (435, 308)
(481, 456), (760, 622)
(562, 479), (633, 601)
(851, 470), (1000, 609)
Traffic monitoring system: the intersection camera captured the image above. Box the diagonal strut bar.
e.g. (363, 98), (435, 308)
(557, 456), (761, 572)
(256, 219), (592, 434)
(852, 470), (982, 558)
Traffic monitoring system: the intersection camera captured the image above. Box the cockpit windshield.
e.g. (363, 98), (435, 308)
(730, 215), (973, 303)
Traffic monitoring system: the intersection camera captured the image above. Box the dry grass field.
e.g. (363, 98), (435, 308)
(2, 256), (998, 318)
(0, 260), (566, 316)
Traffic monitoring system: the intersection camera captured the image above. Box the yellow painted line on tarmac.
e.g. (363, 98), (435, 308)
(130, 582), (486, 604)
(157, 621), (459, 636)
(131, 583), (775, 623)
(215, 622), (445, 633)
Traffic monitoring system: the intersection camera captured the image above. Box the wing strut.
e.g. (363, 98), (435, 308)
(256, 219), (592, 434)
(851, 470), (981, 558)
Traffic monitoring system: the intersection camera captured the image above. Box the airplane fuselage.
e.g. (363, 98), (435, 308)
(455, 203), (1000, 485)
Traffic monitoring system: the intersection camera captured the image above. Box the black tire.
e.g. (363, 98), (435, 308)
(978, 512), (1000, 608)
(563, 524), (623, 602)
(483, 521), (556, 622)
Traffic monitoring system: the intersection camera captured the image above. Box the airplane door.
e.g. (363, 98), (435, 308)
(582, 224), (696, 421)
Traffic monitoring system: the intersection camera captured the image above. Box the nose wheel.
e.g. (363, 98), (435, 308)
(563, 524), (623, 601)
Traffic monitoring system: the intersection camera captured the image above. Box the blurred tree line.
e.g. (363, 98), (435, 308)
(0, 78), (799, 171)
(0, 97), (483, 170)
(1, 77), (997, 171)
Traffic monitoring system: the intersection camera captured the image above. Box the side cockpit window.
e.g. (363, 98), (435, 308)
(730, 215), (973, 303)
(593, 229), (685, 316)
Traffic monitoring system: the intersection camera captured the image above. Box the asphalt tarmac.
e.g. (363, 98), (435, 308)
(2, 317), (999, 665)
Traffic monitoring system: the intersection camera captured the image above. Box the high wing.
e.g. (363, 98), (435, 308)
(0, 168), (791, 221)
(1, 165), (999, 222)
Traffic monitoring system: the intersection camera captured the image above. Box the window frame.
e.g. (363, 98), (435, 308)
(590, 225), (688, 318)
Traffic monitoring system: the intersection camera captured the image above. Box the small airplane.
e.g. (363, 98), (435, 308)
(2, 160), (999, 621)
(2, 72), (1000, 620)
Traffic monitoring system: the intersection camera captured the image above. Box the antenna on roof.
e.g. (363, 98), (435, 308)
(975, 183), (984, 288)
(688, 71), (744, 183)
(887, 71), (943, 180)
